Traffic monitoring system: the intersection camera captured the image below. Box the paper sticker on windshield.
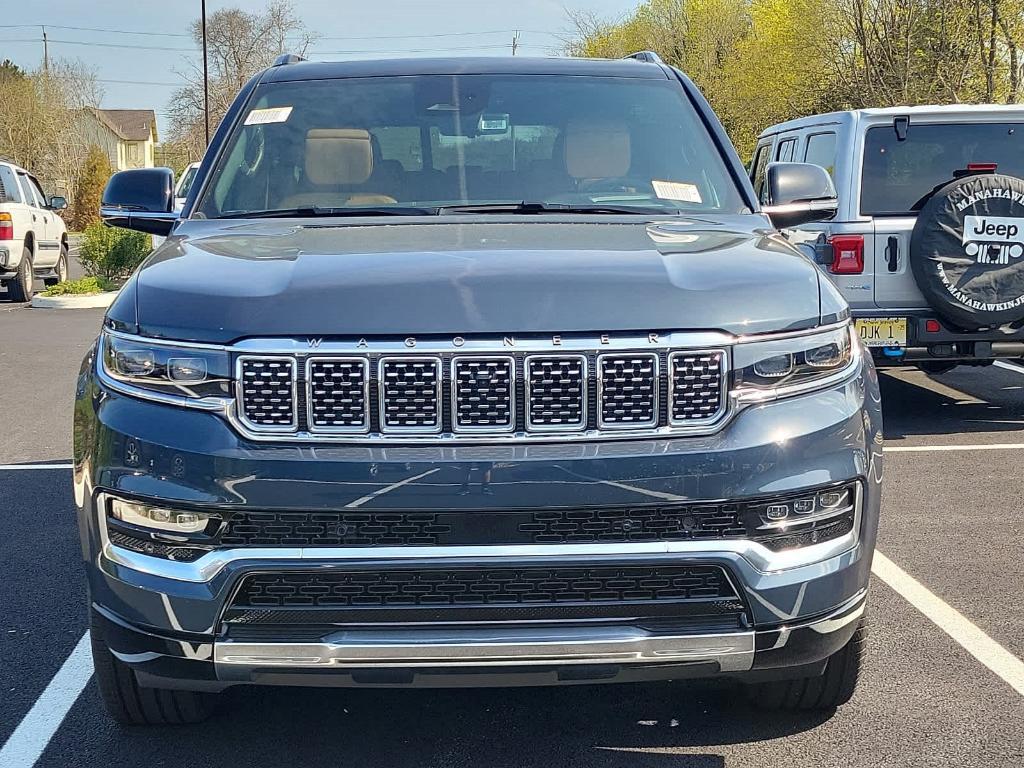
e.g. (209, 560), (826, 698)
(652, 180), (702, 203)
(244, 107), (293, 126)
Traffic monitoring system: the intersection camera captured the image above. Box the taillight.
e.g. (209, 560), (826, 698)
(828, 234), (864, 274)
(0, 213), (12, 241)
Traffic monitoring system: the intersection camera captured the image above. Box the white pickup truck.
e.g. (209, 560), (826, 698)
(0, 159), (69, 302)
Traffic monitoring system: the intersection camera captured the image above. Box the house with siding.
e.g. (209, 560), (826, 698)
(78, 108), (158, 170)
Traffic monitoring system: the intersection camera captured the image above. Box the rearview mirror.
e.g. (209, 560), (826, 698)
(761, 162), (837, 229)
(48, 196), (67, 210)
(100, 167), (177, 236)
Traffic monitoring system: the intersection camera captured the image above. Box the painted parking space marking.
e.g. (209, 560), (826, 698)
(0, 464), (74, 471)
(0, 633), (93, 768)
(884, 443), (1024, 452)
(994, 360), (1024, 375)
(872, 551), (1024, 697)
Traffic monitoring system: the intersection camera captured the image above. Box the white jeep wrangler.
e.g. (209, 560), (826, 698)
(0, 159), (70, 303)
(754, 105), (1024, 372)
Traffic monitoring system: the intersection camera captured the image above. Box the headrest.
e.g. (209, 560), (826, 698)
(305, 129), (373, 186)
(565, 121), (631, 179)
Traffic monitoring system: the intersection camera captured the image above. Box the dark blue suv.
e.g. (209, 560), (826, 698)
(76, 53), (881, 724)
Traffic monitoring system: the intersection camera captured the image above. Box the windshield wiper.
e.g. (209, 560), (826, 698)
(435, 201), (676, 216)
(215, 205), (438, 219)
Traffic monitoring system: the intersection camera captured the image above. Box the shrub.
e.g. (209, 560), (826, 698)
(68, 146), (113, 231)
(40, 276), (118, 296)
(79, 222), (151, 281)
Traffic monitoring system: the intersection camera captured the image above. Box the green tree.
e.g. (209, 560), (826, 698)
(69, 146), (113, 231)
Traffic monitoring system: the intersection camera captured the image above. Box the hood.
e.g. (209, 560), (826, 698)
(114, 217), (824, 343)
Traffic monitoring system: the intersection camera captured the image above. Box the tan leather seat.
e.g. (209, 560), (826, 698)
(564, 120), (632, 181)
(281, 128), (397, 208)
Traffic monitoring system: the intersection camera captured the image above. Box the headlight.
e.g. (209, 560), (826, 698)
(100, 330), (231, 401)
(110, 498), (219, 535)
(734, 324), (855, 399)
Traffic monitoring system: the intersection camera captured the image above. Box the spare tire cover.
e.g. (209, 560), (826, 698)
(910, 173), (1024, 329)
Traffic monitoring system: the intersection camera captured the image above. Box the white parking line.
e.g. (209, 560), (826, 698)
(872, 551), (1024, 697)
(884, 443), (1024, 453)
(0, 633), (93, 768)
(994, 360), (1024, 375)
(0, 464), (74, 471)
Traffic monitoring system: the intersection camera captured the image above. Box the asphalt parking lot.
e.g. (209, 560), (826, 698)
(2, 292), (1023, 767)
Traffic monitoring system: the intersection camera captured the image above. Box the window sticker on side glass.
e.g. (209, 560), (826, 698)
(244, 107), (293, 126)
(652, 180), (703, 203)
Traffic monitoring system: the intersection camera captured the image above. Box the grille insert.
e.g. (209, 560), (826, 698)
(525, 355), (587, 430)
(669, 351), (725, 424)
(452, 357), (515, 431)
(379, 357), (441, 432)
(307, 358), (368, 432)
(598, 354), (658, 428)
(230, 565), (737, 610)
(238, 357), (296, 429)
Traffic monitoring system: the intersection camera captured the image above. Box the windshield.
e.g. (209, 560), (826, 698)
(194, 74), (746, 218)
(861, 122), (1024, 215)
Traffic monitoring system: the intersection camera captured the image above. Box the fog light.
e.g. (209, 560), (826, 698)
(110, 499), (215, 534)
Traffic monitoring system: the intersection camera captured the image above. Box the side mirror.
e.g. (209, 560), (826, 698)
(48, 196), (67, 211)
(100, 167), (177, 236)
(761, 162), (838, 229)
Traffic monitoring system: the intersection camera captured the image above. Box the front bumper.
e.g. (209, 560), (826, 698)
(76, 350), (882, 690)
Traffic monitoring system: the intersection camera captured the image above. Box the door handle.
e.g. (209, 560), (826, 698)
(885, 236), (899, 272)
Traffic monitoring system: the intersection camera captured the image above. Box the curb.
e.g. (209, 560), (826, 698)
(30, 292), (117, 310)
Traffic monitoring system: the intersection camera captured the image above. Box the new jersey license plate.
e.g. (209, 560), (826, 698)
(855, 317), (907, 347)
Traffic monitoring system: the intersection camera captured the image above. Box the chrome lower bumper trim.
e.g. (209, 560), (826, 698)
(214, 626), (757, 672)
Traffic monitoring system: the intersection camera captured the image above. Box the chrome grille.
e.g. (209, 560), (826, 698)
(307, 358), (368, 432)
(526, 355), (587, 430)
(238, 357), (296, 429)
(379, 357), (441, 432)
(452, 357), (515, 431)
(669, 351), (725, 424)
(599, 354), (658, 428)
(232, 336), (733, 441)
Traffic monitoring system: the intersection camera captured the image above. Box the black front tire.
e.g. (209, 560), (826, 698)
(6, 247), (33, 302)
(89, 612), (215, 725)
(746, 621), (866, 711)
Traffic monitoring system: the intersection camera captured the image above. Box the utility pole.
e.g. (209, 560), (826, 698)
(511, 30), (520, 56)
(201, 0), (210, 147)
(41, 25), (49, 72)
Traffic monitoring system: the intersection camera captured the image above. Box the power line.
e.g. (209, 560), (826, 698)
(0, 23), (559, 41)
(0, 23), (190, 37)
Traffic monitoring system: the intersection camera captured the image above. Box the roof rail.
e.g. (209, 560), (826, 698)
(624, 51), (664, 65)
(272, 53), (306, 67)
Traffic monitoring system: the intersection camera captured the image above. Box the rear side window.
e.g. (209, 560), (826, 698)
(861, 122), (1024, 215)
(0, 165), (22, 203)
(776, 137), (797, 162)
(804, 132), (837, 177)
(750, 142), (771, 202)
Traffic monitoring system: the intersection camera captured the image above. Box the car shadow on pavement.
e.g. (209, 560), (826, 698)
(88, 681), (832, 767)
(879, 369), (1024, 439)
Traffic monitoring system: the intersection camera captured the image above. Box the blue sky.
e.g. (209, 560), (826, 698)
(1, 0), (640, 139)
